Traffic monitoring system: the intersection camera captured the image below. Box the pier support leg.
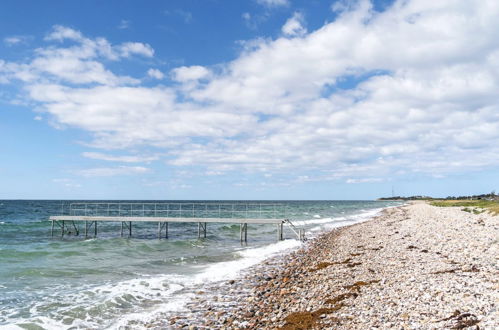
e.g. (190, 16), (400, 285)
(94, 221), (97, 237)
(198, 222), (206, 239)
(277, 223), (283, 241)
(121, 222), (124, 237)
(157, 222), (169, 239)
(240, 223), (248, 243)
(85, 221), (88, 238)
(129, 221), (132, 237)
(51, 220), (54, 237)
(61, 220), (65, 237)
(72, 221), (79, 236)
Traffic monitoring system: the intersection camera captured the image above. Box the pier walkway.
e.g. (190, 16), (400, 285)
(50, 203), (305, 242)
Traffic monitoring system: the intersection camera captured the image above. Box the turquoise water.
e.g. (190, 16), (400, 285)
(0, 200), (398, 329)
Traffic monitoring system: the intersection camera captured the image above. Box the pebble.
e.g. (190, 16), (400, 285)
(144, 202), (499, 329)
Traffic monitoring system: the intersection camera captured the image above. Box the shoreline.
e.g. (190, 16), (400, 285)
(160, 202), (498, 329)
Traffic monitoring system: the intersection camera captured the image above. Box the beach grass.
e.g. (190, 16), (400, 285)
(430, 200), (499, 215)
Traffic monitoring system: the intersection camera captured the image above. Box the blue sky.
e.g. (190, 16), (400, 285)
(1, 0), (499, 200)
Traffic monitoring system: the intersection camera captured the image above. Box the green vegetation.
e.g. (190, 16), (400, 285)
(430, 200), (499, 215)
(378, 191), (499, 202)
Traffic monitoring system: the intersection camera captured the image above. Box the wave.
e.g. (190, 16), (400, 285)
(3, 238), (302, 329)
(1, 202), (395, 329)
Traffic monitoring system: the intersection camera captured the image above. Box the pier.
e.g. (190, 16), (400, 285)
(50, 202), (305, 242)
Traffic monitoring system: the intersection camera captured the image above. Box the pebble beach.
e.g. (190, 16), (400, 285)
(165, 202), (498, 329)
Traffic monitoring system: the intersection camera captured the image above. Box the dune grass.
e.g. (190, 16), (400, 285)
(430, 200), (499, 215)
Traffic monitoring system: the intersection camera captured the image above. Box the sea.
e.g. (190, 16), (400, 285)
(0, 200), (400, 329)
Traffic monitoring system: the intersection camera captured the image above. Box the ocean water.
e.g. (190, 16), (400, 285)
(0, 200), (399, 329)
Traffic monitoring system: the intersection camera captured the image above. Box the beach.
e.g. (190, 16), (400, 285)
(167, 202), (498, 329)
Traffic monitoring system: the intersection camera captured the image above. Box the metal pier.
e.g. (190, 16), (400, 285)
(50, 202), (305, 243)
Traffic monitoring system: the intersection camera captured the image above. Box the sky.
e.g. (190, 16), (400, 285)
(1, 0), (499, 200)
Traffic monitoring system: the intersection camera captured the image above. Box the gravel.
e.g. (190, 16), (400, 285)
(150, 202), (498, 329)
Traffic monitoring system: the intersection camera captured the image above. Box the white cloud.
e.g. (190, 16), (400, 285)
(45, 25), (83, 42)
(346, 178), (383, 184)
(171, 65), (211, 82)
(4, 2), (499, 184)
(256, 0), (289, 7)
(118, 20), (131, 30)
(82, 152), (159, 163)
(242, 12), (253, 29)
(282, 12), (307, 37)
(242, 12), (270, 30)
(0, 25), (152, 86)
(4, 36), (30, 46)
(76, 166), (150, 177)
(118, 42), (154, 58)
(147, 68), (164, 80)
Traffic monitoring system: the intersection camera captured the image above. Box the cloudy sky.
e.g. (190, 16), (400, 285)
(1, 0), (498, 200)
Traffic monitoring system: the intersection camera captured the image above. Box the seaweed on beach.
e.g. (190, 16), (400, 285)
(432, 265), (479, 274)
(281, 304), (344, 329)
(432, 268), (458, 274)
(308, 258), (361, 272)
(324, 292), (358, 305)
(437, 310), (480, 329)
(281, 284), (368, 328)
(343, 280), (380, 291)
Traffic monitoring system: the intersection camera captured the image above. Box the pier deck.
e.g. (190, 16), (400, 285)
(49, 202), (305, 242)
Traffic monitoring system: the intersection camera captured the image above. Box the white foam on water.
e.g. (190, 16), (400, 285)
(292, 216), (347, 226)
(194, 239), (302, 283)
(3, 238), (303, 329)
(313, 214), (321, 218)
(304, 207), (385, 237)
(108, 239), (303, 328)
(0, 315), (69, 330)
(3, 273), (190, 329)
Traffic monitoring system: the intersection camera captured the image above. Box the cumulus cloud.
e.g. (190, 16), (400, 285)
(3, 1), (499, 184)
(282, 12), (307, 37)
(0, 25), (152, 86)
(171, 65), (211, 82)
(45, 25), (84, 42)
(118, 42), (154, 58)
(147, 68), (164, 80)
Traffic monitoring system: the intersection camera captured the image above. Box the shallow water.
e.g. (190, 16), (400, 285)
(0, 200), (399, 329)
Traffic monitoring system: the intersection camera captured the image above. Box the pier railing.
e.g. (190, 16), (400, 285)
(60, 202), (287, 220)
(52, 202), (305, 242)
